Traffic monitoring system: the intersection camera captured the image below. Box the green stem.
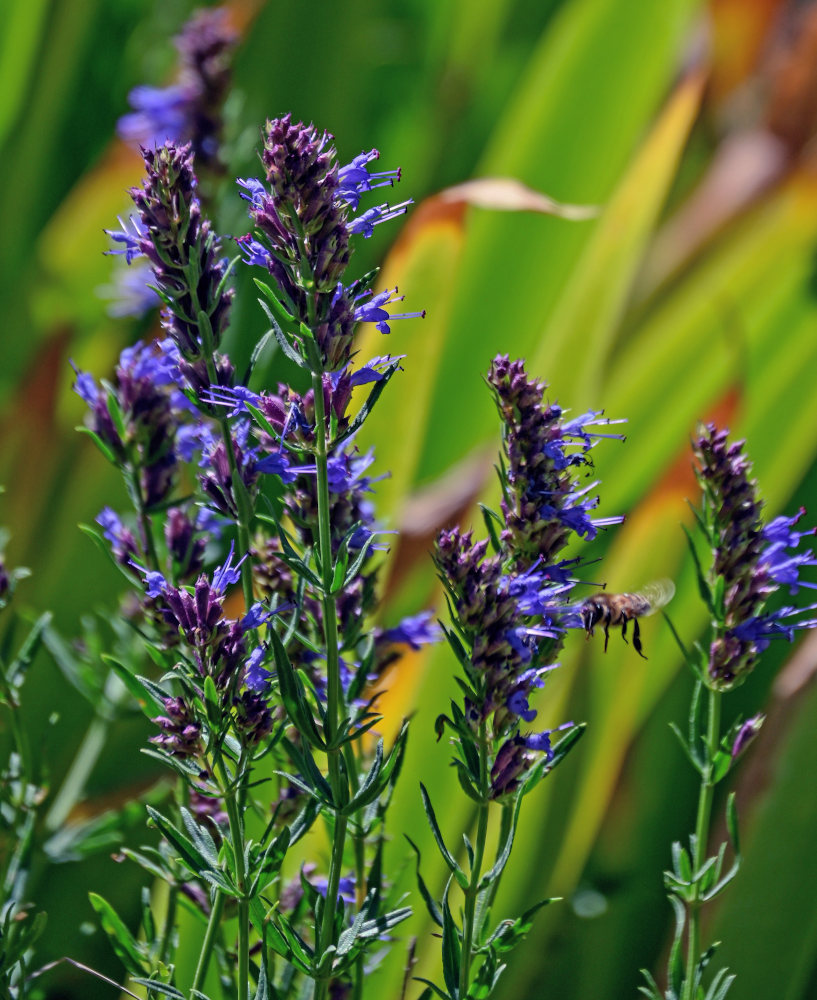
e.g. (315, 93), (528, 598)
(221, 414), (255, 611)
(310, 368), (349, 1000)
(195, 293), (255, 612)
(44, 671), (129, 831)
(347, 745), (366, 1000)
(483, 802), (513, 914)
(682, 685), (722, 1000)
(203, 339), (254, 612)
(2, 696), (35, 896)
(190, 891), (225, 997)
(6, 702), (31, 801)
(128, 464), (159, 571)
(158, 884), (178, 966)
(459, 730), (491, 1000)
(214, 750), (250, 1000)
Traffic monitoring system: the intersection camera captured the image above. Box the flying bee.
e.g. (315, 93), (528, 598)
(580, 579), (675, 659)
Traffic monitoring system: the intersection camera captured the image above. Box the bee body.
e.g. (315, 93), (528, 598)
(580, 580), (675, 659)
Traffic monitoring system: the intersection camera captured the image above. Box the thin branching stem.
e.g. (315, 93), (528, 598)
(311, 366), (349, 1000)
(213, 748), (250, 1000)
(459, 724), (491, 999)
(190, 890), (225, 997)
(128, 463), (159, 571)
(682, 684), (722, 1000)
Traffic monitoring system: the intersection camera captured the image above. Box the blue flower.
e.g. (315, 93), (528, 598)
(348, 200), (412, 238)
(255, 449), (298, 483)
(104, 214), (148, 264)
(381, 611), (441, 650)
(311, 873), (357, 906)
(330, 354), (404, 388)
(72, 367), (100, 407)
(236, 177), (267, 210)
(211, 541), (246, 593)
(506, 668), (547, 722)
(244, 645), (273, 693)
(96, 507), (139, 564)
(241, 603), (270, 630)
(761, 510), (817, 593)
(353, 287), (425, 335)
(325, 448), (380, 495)
(338, 149), (401, 210)
(98, 260), (160, 317)
(486, 356), (624, 569)
(236, 234), (271, 268)
(731, 606), (817, 651)
(524, 721), (574, 754)
(130, 562), (168, 599)
(118, 85), (189, 148)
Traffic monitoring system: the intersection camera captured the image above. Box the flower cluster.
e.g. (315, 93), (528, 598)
(238, 114), (422, 370)
(486, 354), (625, 568)
(86, 104), (438, 1000)
(118, 7), (236, 177)
(434, 356), (622, 798)
(132, 144), (235, 394)
(73, 340), (181, 510)
(435, 527), (571, 797)
(141, 544), (266, 684)
(693, 423), (817, 688)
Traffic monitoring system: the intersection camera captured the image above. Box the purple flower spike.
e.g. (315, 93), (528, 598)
(694, 424), (817, 688)
(487, 355), (624, 570)
(129, 142), (234, 383)
(118, 7), (236, 176)
(435, 358), (619, 799)
(150, 696), (203, 758)
(241, 116), (416, 371)
(73, 341), (182, 508)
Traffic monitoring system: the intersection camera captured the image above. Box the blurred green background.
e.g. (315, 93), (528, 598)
(3, 0), (817, 996)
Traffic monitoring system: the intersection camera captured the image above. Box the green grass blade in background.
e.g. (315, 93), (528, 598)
(413, 0), (703, 486)
(535, 68), (706, 406)
(354, 200), (468, 529)
(707, 664), (817, 1000)
(0, 0), (51, 149)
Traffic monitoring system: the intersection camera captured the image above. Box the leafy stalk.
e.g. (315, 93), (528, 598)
(127, 462), (159, 571)
(311, 367), (349, 1000)
(200, 328), (255, 613)
(190, 891), (225, 996)
(213, 748), (250, 1000)
(682, 685), (722, 1000)
(459, 727), (490, 999)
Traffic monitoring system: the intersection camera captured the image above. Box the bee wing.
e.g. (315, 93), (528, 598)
(638, 578), (676, 615)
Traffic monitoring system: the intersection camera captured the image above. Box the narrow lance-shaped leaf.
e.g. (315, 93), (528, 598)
(441, 876), (462, 1000)
(419, 783), (468, 889)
